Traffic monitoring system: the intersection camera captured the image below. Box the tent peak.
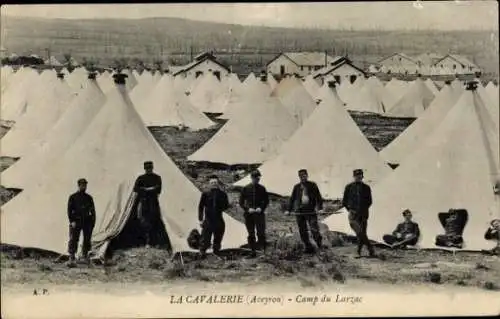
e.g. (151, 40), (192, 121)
(465, 81), (479, 91)
(87, 71), (98, 80)
(113, 73), (128, 84)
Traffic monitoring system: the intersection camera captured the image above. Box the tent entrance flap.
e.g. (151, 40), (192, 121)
(91, 186), (171, 258)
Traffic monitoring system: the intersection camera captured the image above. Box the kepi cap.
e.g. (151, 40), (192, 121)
(353, 169), (364, 176)
(402, 209), (412, 216)
(250, 170), (261, 178)
(77, 178), (88, 185)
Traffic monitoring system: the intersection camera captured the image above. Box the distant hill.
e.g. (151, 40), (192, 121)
(1, 16), (498, 76)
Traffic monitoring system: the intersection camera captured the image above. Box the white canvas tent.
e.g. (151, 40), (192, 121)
(382, 78), (409, 111)
(324, 86), (500, 251)
(267, 73), (278, 91)
(136, 74), (216, 129)
(425, 78), (439, 95)
(129, 70), (159, 107)
(1, 67), (39, 122)
(234, 82), (391, 199)
(345, 81), (386, 114)
(385, 78), (435, 118)
(380, 82), (462, 165)
(243, 72), (257, 86)
(1, 73), (76, 157)
(188, 79), (298, 165)
(270, 76), (317, 126)
(303, 74), (321, 99)
(1, 73), (106, 189)
(189, 72), (225, 113)
(1, 75), (246, 256)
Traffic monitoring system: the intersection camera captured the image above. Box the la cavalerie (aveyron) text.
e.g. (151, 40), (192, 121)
(169, 294), (363, 305)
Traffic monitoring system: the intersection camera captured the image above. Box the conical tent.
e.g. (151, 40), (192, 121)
(324, 88), (500, 251)
(425, 78), (439, 95)
(451, 78), (464, 91)
(1, 74), (106, 189)
(384, 78), (409, 102)
(234, 84), (391, 199)
(220, 77), (273, 121)
(129, 70), (158, 108)
(66, 67), (88, 92)
(385, 78), (435, 118)
(303, 75), (321, 99)
(345, 81), (386, 114)
(270, 76), (316, 126)
(485, 82), (499, 104)
(189, 72), (225, 113)
(267, 73), (278, 91)
(97, 71), (114, 93)
(136, 75), (216, 130)
(1, 74), (76, 157)
(212, 75), (246, 117)
(243, 72), (257, 86)
(25, 69), (58, 105)
(188, 81), (298, 165)
(1, 67), (39, 121)
(380, 83), (462, 165)
(1, 78), (246, 255)
(121, 69), (138, 91)
(1, 65), (14, 92)
(337, 79), (356, 105)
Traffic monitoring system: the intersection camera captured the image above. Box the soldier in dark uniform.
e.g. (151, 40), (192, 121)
(239, 170), (269, 258)
(484, 219), (500, 255)
(342, 169), (376, 258)
(133, 161), (162, 248)
(198, 175), (230, 259)
(285, 169), (324, 254)
(383, 209), (420, 249)
(435, 209), (467, 248)
(67, 178), (96, 266)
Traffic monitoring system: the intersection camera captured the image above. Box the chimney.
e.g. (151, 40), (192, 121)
(113, 73), (128, 85)
(56, 72), (65, 79)
(465, 81), (478, 91)
(87, 71), (98, 80)
(324, 50), (328, 67)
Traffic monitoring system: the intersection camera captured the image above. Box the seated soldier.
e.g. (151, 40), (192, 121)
(484, 219), (500, 255)
(383, 209), (420, 249)
(435, 209), (468, 249)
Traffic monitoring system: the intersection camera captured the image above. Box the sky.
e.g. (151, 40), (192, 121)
(1, 2), (498, 31)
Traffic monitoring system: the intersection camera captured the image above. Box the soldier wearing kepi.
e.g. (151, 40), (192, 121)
(198, 175), (230, 259)
(342, 169), (376, 258)
(285, 169), (324, 254)
(239, 170), (270, 258)
(67, 178), (96, 266)
(134, 161), (162, 248)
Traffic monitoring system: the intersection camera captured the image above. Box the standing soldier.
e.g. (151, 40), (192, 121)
(134, 161), (162, 248)
(239, 170), (269, 258)
(342, 169), (376, 258)
(198, 175), (230, 259)
(67, 178), (96, 266)
(285, 169), (324, 254)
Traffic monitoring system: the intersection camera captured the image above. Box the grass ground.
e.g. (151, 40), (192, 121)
(1, 113), (499, 292)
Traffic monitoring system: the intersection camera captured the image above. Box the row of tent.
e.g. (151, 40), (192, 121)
(0, 64), (499, 254)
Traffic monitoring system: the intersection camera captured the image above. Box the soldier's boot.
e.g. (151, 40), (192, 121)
(67, 254), (77, 268)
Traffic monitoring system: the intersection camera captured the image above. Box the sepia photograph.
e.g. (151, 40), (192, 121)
(0, 1), (499, 318)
